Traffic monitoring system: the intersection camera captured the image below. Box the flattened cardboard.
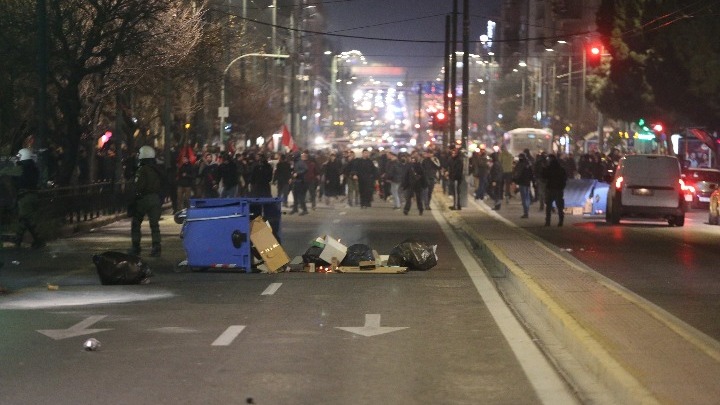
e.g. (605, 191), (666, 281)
(250, 216), (290, 272)
(319, 235), (347, 264)
(336, 266), (408, 274)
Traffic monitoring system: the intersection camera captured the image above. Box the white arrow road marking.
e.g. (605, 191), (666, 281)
(261, 283), (282, 295)
(212, 325), (246, 346)
(37, 315), (112, 340)
(336, 314), (408, 337)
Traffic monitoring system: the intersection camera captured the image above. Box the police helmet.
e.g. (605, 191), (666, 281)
(17, 148), (34, 161)
(138, 145), (156, 159)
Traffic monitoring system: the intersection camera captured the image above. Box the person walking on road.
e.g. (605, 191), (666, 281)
(356, 149), (378, 208)
(176, 154), (196, 210)
(542, 154), (568, 227)
(402, 154), (427, 215)
(488, 152), (504, 210)
(321, 153), (343, 207)
(249, 153), (273, 198)
(513, 153), (534, 218)
(290, 152), (309, 215)
(421, 149), (441, 210)
(342, 150), (360, 207)
(499, 144), (514, 203)
(129, 146), (164, 257)
(273, 154), (292, 207)
(13, 148), (45, 249)
(447, 147), (464, 210)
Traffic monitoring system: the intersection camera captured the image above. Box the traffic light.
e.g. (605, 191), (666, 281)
(587, 43), (602, 68)
(432, 111), (448, 131)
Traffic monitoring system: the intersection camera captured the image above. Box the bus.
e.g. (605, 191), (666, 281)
(502, 128), (553, 157)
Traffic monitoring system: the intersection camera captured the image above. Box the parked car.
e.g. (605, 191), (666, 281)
(709, 189), (720, 225)
(606, 155), (686, 226)
(681, 167), (720, 209)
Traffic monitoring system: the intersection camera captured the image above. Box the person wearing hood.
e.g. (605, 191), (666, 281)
(129, 145), (164, 256)
(13, 148), (44, 249)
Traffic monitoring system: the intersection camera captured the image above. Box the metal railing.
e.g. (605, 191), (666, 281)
(38, 181), (134, 225)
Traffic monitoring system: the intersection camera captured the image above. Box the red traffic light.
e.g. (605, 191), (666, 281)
(652, 123), (663, 133)
(590, 46), (600, 55)
(436, 112), (446, 121)
(587, 44), (602, 67)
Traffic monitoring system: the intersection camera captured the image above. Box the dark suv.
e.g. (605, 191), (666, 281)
(681, 168), (720, 209)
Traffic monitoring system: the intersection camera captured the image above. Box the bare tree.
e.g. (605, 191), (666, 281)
(46, 0), (204, 185)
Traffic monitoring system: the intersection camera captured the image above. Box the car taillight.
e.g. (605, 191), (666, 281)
(680, 179), (695, 194)
(615, 176), (624, 190)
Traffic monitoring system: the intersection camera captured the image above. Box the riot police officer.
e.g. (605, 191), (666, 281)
(129, 146), (164, 257)
(13, 148), (44, 249)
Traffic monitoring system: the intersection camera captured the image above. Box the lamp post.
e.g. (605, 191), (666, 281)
(219, 53), (289, 145)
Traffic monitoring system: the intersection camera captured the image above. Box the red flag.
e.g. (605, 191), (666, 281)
(177, 145), (197, 166)
(281, 125), (297, 152)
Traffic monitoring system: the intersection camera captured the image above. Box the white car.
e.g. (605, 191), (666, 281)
(606, 155), (686, 226)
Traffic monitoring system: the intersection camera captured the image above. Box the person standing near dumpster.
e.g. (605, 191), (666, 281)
(13, 148), (45, 249)
(129, 145), (164, 257)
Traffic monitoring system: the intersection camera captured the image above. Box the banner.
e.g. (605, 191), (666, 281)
(281, 125), (298, 152)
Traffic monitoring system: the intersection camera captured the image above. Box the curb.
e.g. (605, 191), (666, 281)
(435, 192), (659, 404)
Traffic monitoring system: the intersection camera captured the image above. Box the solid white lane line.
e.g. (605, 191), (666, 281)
(261, 283), (282, 295)
(211, 325), (246, 346)
(431, 208), (579, 405)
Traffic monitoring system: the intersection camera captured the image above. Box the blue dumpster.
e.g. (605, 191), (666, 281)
(181, 197), (284, 272)
(183, 198), (252, 271)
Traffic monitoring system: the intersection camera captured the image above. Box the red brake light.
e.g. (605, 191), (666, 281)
(615, 176), (624, 190)
(680, 179), (695, 194)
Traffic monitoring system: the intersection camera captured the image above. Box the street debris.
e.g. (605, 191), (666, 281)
(92, 251), (152, 285)
(294, 235), (436, 273)
(83, 338), (101, 351)
(47, 284), (59, 291)
(387, 238), (438, 271)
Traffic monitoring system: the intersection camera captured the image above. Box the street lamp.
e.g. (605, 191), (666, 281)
(219, 53), (289, 145)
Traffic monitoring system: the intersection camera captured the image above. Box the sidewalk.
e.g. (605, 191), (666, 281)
(435, 191), (720, 405)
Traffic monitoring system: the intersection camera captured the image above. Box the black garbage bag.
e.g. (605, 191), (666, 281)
(92, 251), (152, 285)
(302, 245), (328, 265)
(387, 239), (438, 271)
(340, 244), (375, 266)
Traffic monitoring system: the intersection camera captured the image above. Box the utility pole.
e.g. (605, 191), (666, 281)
(443, 15), (451, 149)
(461, 0), (469, 152)
(450, 0), (458, 146)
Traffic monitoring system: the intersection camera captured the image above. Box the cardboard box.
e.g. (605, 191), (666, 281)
(318, 235), (347, 264)
(250, 216), (290, 272)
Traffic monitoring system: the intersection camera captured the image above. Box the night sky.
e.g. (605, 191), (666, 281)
(323, 0), (502, 82)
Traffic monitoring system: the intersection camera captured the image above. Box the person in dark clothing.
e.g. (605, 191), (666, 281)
(542, 154), (568, 227)
(447, 148), (464, 210)
(129, 146), (164, 256)
(421, 149), (441, 210)
(488, 152), (504, 210)
(199, 153), (219, 198)
(322, 153), (343, 206)
(355, 149), (379, 208)
(342, 151), (360, 206)
(249, 154), (273, 197)
(513, 153), (534, 218)
(471, 148), (490, 200)
(273, 154), (292, 207)
(290, 152), (309, 215)
(401, 154), (428, 215)
(217, 152), (239, 198)
(176, 155), (196, 210)
(304, 154), (319, 209)
(13, 148), (44, 249)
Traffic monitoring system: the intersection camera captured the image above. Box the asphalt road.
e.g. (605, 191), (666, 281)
(0, 198), (579, 405)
